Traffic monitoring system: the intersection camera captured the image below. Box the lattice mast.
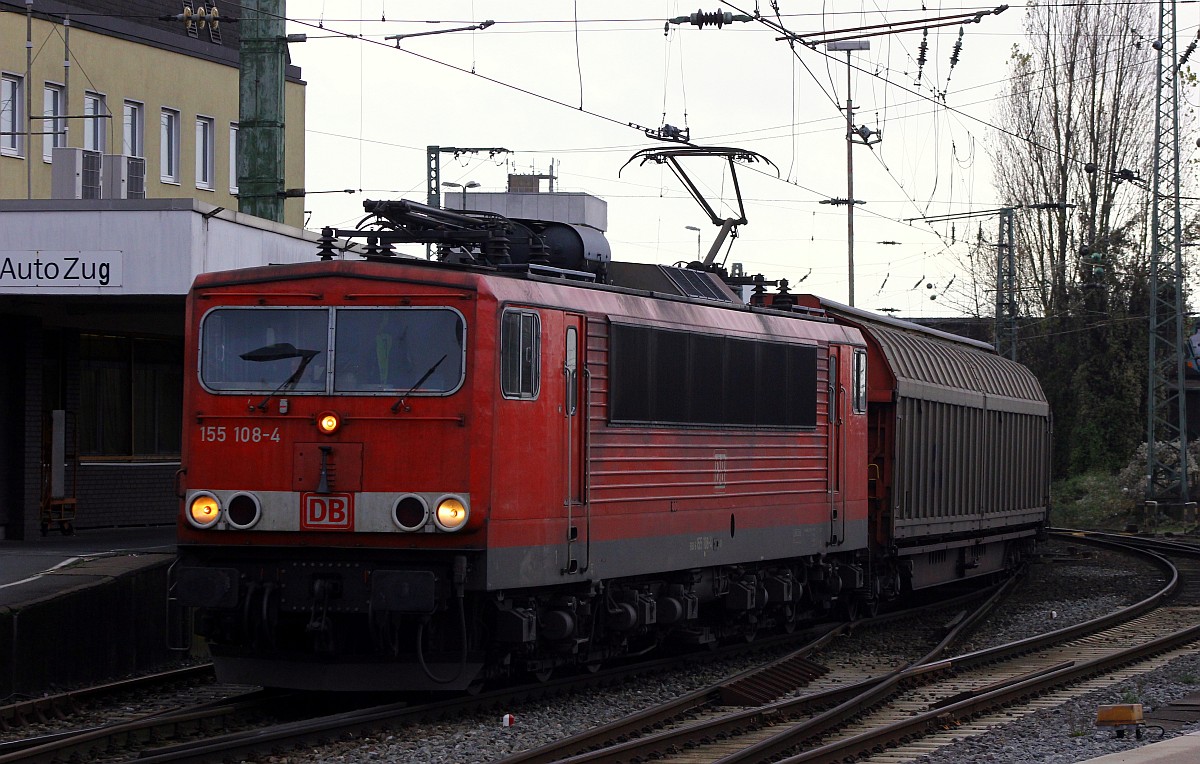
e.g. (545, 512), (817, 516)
(1145, 0), (1189, 505)
(995, 208), (1017, 360)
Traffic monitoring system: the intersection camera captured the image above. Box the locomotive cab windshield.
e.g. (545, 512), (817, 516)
(200, 306), (466, 396)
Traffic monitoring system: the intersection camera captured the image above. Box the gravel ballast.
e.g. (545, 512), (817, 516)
(258, 541), (1200, 764)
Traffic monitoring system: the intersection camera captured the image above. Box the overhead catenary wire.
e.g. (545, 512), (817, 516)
(267, 0), (1187, 303)
(281, 0), (1181, 212)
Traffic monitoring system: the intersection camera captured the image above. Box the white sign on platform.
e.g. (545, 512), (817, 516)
(0, 251), (123, 288)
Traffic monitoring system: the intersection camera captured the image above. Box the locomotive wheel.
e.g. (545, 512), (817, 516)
(781, 605), (799, 634)
(534, 667), (554, 683)
(841, 597), (859, 622)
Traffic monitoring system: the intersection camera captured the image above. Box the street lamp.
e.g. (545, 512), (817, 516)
(827, 39), (872, 307)
(684, 225), (701, 261)
(441, 180), (480, 210)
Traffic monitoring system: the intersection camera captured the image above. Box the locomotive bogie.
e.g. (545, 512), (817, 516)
(901, 536), (1035, 590)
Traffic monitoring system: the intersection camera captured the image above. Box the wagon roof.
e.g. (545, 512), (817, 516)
(800, 295), (1048, 410)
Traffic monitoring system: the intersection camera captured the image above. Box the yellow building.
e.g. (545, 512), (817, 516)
(0, 1), (308, 539)
(0, 0), (305, 227)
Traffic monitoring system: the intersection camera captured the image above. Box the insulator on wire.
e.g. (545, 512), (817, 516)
(1179, 37), (1197, 70)
(915, 28), (929, 85)
(697, 10), (732, 27)
(949, 27), (964, 69)
(668, 9), (752, 29)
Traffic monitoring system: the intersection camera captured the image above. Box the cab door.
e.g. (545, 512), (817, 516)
(828, 347), (848, 545)
(562, 315), (589, 574)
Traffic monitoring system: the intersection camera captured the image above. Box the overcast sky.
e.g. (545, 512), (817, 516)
(282, 2), (1049, 317)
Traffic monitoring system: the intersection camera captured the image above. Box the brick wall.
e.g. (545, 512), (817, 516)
(76, 463), (179, 527)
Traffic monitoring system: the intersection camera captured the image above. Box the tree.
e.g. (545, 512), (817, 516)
(989, 1), (1159, 477)
(992, 1), (1156, 316)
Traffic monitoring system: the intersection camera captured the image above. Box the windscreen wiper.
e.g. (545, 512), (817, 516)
(241, 343), (321, 412)
(392, 354), (448, 413)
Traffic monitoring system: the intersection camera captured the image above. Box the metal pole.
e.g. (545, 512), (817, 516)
(63, 15), (69, 152)
(829, 41), (870, 305)
(844, 51), (855, 307)
(685, 225), (701, 261)
(26, 0), (33, 199)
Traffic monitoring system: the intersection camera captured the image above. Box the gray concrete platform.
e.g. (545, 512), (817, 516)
(0, 525), (181, 698)
(1079, 732), (1200, 762)
(0, 525), (176, 590)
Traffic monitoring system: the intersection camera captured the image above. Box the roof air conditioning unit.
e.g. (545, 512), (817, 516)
(127, 156), (146, 199)
(102, 154), (146, 199)
(102, 154), (128, 199)
(51, 147), (103, 200)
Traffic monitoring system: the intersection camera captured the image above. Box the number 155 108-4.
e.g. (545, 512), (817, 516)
(199, 425), (281, 443)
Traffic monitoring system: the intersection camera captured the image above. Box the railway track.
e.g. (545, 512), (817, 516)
(490, 534), (1194, 764)
(0, 687), (281, 764)
(0, 663), (216, 733)
(12, 539), (1174, 764)
(489, 578), (1022, 764)
(0, 581), (1005, 763)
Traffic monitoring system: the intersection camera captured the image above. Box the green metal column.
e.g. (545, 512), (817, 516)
(238, 0), (286, 223)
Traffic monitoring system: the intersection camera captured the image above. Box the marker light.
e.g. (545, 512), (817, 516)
(317, 411), (341, 435)
(187, 493), (221, 528)
(434, 496), (469, 532)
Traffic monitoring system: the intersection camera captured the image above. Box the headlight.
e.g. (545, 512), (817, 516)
(187, 493), (221, 528)
(317, 410), (341, 435)
(393, 494), (430, 532)
(433, 495), (469, 532)
(225, 493), (261, 530)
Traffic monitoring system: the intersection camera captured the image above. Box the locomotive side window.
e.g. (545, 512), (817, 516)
(565, 326), (579, 415)
(852, 349), (868, 413)
(501, 310), (541, 399)
(333, 308), (465, 394)
(610, 323), (817, 428)
(200, 308), (328, 392)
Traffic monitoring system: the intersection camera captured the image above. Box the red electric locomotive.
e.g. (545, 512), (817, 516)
(173, 199), (1049, 691)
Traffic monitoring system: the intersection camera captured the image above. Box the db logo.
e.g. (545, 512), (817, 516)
(301, 493), (355, 531)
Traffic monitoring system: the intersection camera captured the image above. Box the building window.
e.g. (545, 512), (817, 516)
(501, 310), (540, 399)
(83, 91), (106, 152)
(42, 84), (65, 161)
(228, 122), (238, 193)
(79, 334), (183, 459)
(122, 100), (144, 157)
(160, 108), (179, 183)
(195, 116), (214, 189)
(1, 74), (23, 157)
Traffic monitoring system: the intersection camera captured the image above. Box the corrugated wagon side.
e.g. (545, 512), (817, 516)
(798, 296), (1051, 591)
